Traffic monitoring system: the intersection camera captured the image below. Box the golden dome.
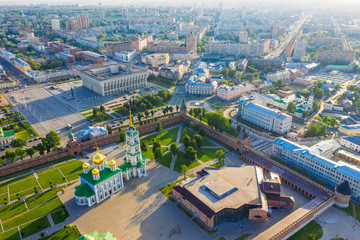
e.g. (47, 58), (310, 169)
(92, 149), (106, 165)
(92, 168), (100, 175)
(82, 162), (90, 169)
(109, 159), (116, 167)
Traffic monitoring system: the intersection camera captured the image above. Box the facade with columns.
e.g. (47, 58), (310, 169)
(74, 113), (146, 207)
(0, 128), (15, 147)
(79, 64), (149, 96)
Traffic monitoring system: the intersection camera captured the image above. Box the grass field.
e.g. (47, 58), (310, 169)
(173, 151), (201, 173)
(44, 225), (81, 240)
(158, 152), (172, 168)
(8, 175), (39, 194)
(19, 216), (50, 238)
(25, 187), (62, 210)
(15, 129), (32, 140)
(141, 127), (179, 146)
(38, 169), (67, 189)
(51, 208), (70, 225)
(0, 228), (20, 240)
(288, 220), (323, 240)
(148, 77), (173, 88)
(197, 148), (222, 162)
(142, 147), (168, 160)
(0, 200), (27, 222)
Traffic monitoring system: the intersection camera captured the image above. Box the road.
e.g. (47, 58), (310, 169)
(265, 14), (309, 59)
(0, 56), (35, 86)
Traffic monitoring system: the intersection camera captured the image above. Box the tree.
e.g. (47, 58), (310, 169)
(155, 122), (162, 132)
(236, 125), (241, 132)
(151, 110), (155, 118)
(41, 137), (51, 153)
(141, 141), (147, 152)
(215, 149), (226, 163)
(222, 68), (229, 77)
(169, 106), (173, 113)
(45, 131), (61, 151)
(170, 143), (178, 156)
(185, 146), (197, 162)
(314, 88), (324, 99)
(154, 147), (162, 160)
(274, 79), (283, 89)
(120, 132), (126, 142)
(193, 134), (203, 149)
(93, 107), (98, 117)
(162, 108), (167, 115)
(354, 99), (360, 109)
(137, 112), (143, 122)
(182, 134), (191, 148)
(287, 102), (296, 113)
(106, 124), (112, 134)
(15, 148), (25, 161)
(205, 112), (230, 131)
(269, 88), (277, 94)
(144, 110), (149, 119)
(25, 148), (35, 158)
(180, 164), (188, 179)
(152, 139), (161, 153)
(176, 105), (179, 112)
(334, 83), (341, 91)
(35, 143), (45, 155)
(99, 105), (105, 112)
(10, 138), (27, 148)
(5, 150), (16, 162)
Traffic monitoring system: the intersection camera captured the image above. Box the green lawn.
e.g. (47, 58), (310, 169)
(197, 148), (222, 162)
(38, 169), (66, 189)
(142, 147), (168, 160)
(158, 152), (172, 168)
(15, 129), (32, 140)
(0, 228), (21, 240)
(0, 200), (27, 222)
(334, 201), (360, 222)
(65, 172), (82, 182)
(159, 178), (185, 199)
(141, 127), (179, 146)
(173, 151), (201, 173)
(3, 198), (63, 231)
(234, 233), (252, 240)
(10, 188), (35, 201)
(44, 225), (81, 240)
(8, 175), (39, 194)
(148, 77), (173, 88)
(288, 220), (323, 240)
(25, 187), (62, 210)
(19, 216), (50, 238)
(57, 160), (83, 176)
(0, 192), (8, 203)
(51, 208), (70, 225)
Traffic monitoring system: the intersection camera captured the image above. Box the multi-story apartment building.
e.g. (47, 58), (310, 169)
(340, 136), (360, 153)
(216, 83), (254, 101)
(51, 19), (60, 31)
(66, 15), (90, 31)
(238, 100), (292, 134)
(293, 39), (307, 61)
(185, 76), (218, 95)
(106, 35), (152, 55)
(272, 138), (360, 200)
(147, 33), (197, 56)
(79, 64), (149, 96)
(141, 53), (169, 67)
(310, 37), (350, 50)
(176, 22), (206, 40)
(266, 70), (291, 82)
(339, 124), (360, 136)
(316, 50), (356, 64)
(14, 58), (31, 74)
(205, 39), (270, 57)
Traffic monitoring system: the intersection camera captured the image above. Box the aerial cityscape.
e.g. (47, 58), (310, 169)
(0, 1), (359, 240)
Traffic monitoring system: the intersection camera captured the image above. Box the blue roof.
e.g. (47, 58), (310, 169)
(274, 138), (360, 182)
(14, 58), (30, 66)
(245, 103), (290, 120)
(341, 125), (360, 130)
(342, 136), (360, 145)
(186, 80), (214, 87)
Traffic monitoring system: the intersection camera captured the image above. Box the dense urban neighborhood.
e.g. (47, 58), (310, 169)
(0, 1), (359, 240)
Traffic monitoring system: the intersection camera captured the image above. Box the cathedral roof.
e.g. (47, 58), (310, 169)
(336, 180), (352, 195)
(79, 167), (122, 186)
(74, 184), (95, 198)
(92, 149), (106, 165)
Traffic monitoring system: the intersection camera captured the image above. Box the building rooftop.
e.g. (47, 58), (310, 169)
(273, 138), (360, 182)
(178, 166), (262, 214)
(244, 102), (291, 120)
(342, 135), (360, 145)
(82, 51), (106, 58)
(14, 58), (30, 66)
(81, 64), (144, 82)
(340, 124), (360, 130)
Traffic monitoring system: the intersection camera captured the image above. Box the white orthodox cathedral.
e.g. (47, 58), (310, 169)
(74, 112), (146, 206)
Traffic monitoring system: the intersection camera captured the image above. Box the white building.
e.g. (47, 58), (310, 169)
(293, 39), (307, 61)
(266, 70), (290, 83)
(238, 100), (292, 134)
(115, 49), (136, 62)
(79, 64), (148, 96)
(339, 124), (360, 136)
(2, 51), (15, 63)
(172, 51), (195, 61)
(216, 83), (254, 101)
(51, 19), (61, 30)
(185, 76), (218, 95)
(272, 138), (360, 200)
(141, 53), (170, 67)
(340, 136), (360, 153)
